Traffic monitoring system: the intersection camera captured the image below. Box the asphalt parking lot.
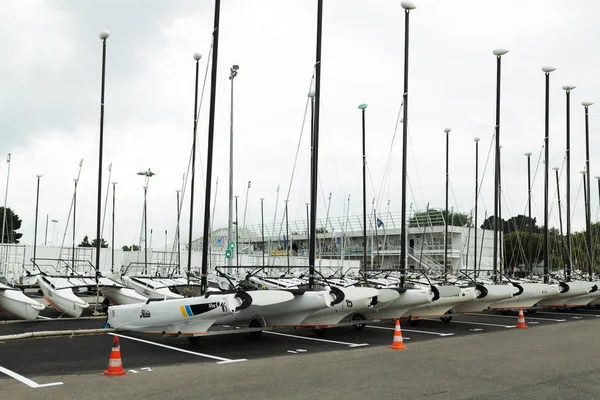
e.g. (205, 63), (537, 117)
(1, 306), (598, 380)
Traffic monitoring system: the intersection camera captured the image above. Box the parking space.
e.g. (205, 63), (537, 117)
(1, 305), (598, 391)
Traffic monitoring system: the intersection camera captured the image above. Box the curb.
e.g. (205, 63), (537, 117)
(0, 328), (117, 341)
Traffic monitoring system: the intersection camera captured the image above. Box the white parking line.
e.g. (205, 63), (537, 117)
(263, 331), (368, 347)
(366, 325), (455, 337)
(108, 333), (246, 364)
(465, 313), (567, 322)
(0, 366), (63, 388)
(535, 311), (600, 318)
(423, 318), (515, 329)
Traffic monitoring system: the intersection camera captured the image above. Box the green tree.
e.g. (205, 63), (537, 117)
(91, 238), (109, 248)
(79, 235), (108, 248)
(122, 244), (140, 251)
(0, 207), (22, 244)
(79, 235), (92, 247)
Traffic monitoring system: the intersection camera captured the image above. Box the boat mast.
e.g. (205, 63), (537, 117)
(399, 2), (416, 287)
(200, 0), (222, 293)
(308, 0), (323, 290)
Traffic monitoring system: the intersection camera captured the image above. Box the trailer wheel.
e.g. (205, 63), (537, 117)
(249, 319), (263, 339)
(351, 314), (366, 331)
(312, 327), (326, 337)
(501, 310), (511, 315)
(408, 316), (420, 327)
(440, 315), (452, 323)
(188, 336), (199, 345)
(102, 298), (110, 313)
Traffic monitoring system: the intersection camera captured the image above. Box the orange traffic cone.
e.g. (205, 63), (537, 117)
(104, 336), (126, 376)
(390, 319), (407, 350)
(516, 307), (528, 329)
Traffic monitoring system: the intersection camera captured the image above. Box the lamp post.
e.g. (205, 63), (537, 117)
(583, 101), (594, 281)
(581, 170), (589, 275)
(563, 85), (576, 282)
(260, 198), (265, 267)
(399, 1), (416, 288)
(235, 195), (239, 268)
(285, 200), (290, 267)
(111, 181), (117, 274)
(51, 219), (58, 246)
(444, 128), (451, 279)
(176, 189), (181, 274)
(524, 152), (533, 274)
(474, 138), (480, 276)
(492, 48), (508, 283)
(227, 64), (239, 272)
(44, 214), (49, 246)
(553, 167), (565, 268)
(72, 178), (78, 271)
(358, 103), (368, 272)
(542, 66), (556, 284)
(137, 168), (155, 274)
(95, 30), (109, 283)
(33, 175), (42, 268)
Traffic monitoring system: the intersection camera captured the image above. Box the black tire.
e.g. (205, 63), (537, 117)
(440, 315), (452, 323)
(526, 308), (537, 314)
(312, 327), (326, 337)
(408, 317), (420, 327)
(249, 319), (263, 339)
(188, 336), (199, 345)
(102, 298), (110, 314)
(351, 314), (366, 331)
(501, 309), (511, 316)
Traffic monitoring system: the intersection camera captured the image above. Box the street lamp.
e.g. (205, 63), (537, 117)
(111, 181), (117, 274)
(552, 167), (565, 266)
(583, 101), (594, 281)
(285, 199), (290, 267)
(492, 48), (508, 283)
(524, 152), (533, 274)
(260, 198), (265, 267)
(175, 189), (181, 274)
(444, 128), (451, 279)
(474, 138), (480, 275)
(137, 168), (155, 274)
(399, 0), (417, 288)
(95, 29), (110, 283)
(227, 64), (239, 272)
(72, 178), (79, 271)
(358, 103), (368, 272)
(563, 85), (576, 282)
(542, 66), (556, 284)
(33, 175), (42, 268)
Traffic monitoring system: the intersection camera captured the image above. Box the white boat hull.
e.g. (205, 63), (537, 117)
(563, 283), (600, 306)
(536, 281), (596, 307)
(404, 287), (478, 318)
(453, 284), (520, 313)
(121, 276), (184, 300)
(0, 284), (45, 321)
(299, 287), (379, 326)
(215, 289), (336, 327)
(365, 287), (434, 320)
(37, 276), (89, 318)
(107, 290), (293, 334)
(101, 286), (148, 305)
(490, 283), (561, 309)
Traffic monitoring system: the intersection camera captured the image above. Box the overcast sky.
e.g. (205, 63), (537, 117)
(2, 0), (600, 249)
